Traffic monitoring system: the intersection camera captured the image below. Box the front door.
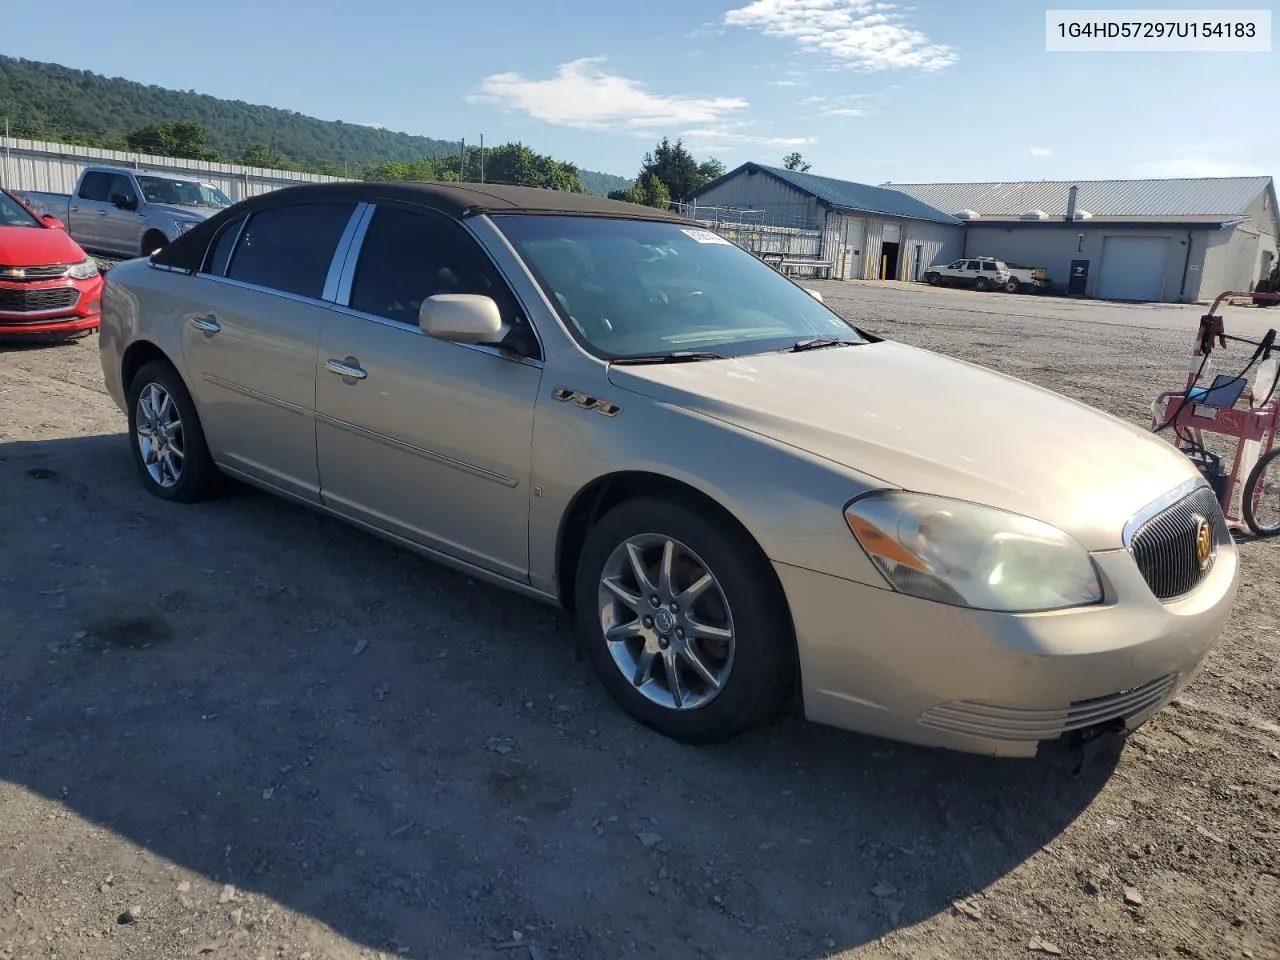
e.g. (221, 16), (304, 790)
(180, 200), (358, 502)
(314, 203), (543, 581)
(101, 173), (142, 258)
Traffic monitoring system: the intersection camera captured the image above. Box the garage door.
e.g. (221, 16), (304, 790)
(1098, 237), (1168, 301)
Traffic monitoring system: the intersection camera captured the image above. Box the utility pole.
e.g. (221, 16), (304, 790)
(480, 134), (485, 184)
(2, 117), (8, 189)
(459, 138), (465, 182)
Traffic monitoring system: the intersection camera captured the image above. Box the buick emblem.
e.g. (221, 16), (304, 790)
(1193, 516), (1213, 572)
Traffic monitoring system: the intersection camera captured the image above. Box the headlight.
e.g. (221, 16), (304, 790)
(173, 220), (198, 235)
(67, 257), (99, 280)
(845, 492), (1103, 612)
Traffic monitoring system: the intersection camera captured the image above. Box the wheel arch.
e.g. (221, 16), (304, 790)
(121, 339), (178, 397)
(555, 470), (788, 614)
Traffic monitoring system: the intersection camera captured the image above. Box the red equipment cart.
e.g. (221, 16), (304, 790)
(1150, 290), (1280, 537)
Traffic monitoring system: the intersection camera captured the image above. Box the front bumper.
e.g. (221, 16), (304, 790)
(0, 274), (103, 338)
(780, 537), (1239, 757)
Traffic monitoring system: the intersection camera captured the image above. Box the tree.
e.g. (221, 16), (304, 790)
(636, 137), (706, 202)
(125, 121), (218, 161)
(627, 173), (671, 210)
(697, 157), (726, 183)
(782, 152), (811, 173)
(477, 142), (586, 192)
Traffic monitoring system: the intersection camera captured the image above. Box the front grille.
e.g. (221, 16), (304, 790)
(1128, 485), (1225, 601)
(0, 263), (72, 281)
(919, 674), (1177, 741)
(0, 287), (80, 314)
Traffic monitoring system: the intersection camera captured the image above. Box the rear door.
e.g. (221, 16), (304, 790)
(314, 203), (544, 580)
(69, 171), (113, 252)
(181, 200), (359, 502)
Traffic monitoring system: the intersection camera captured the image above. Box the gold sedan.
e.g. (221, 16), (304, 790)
(98, 182), (1239, 756)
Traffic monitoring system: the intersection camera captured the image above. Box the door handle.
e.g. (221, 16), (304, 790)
(98, 210), (108, 216)
(325, 358), (367, 380)
(189, 314), (221, 333)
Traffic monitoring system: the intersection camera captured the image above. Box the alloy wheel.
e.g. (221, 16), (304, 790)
(596, 533), (735, 711)
(135, 382), (185, 488)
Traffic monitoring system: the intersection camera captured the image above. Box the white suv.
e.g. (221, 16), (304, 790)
(924, 257), (1011, 292)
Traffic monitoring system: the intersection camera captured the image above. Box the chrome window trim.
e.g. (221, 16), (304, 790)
(327, 202), (374, 303)
(1121, 477), (1213, 549)
(182, 272), (338, 310)
(323, 301), (544, 370)
(194, 212), (251, 278)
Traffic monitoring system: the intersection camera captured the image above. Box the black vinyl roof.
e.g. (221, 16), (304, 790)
(153, 180), (691, 272)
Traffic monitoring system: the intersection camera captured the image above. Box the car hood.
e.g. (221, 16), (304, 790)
(146, 203), (222, 221)
(0, 224), (87, 267)
(606, 341), (1201, 551)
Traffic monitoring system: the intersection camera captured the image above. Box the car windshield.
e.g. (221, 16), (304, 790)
(136, 176), (232, 208)
(493, 215), (864, 359)
(0, 191), (41, 228)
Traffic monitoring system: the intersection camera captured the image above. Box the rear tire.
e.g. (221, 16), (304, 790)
(141, 231), (168, 258)
(126, 359), (220, 503)
(1003, 278), (1020, 293)
(1243, 447), (1280, 537)
(573, 497), (794, 744)
(924, 272), (940, 286)
(974, 277), (990, 291)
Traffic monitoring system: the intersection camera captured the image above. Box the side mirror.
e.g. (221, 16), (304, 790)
(110, 194), (136, 211)
(804, 288), (824, 303)
(41, 215), (66, 230)
(419, 293), (504, 344)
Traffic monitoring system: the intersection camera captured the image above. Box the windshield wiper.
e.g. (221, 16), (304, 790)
(788, 337), (860, 352)
(610, 351), (726, 365)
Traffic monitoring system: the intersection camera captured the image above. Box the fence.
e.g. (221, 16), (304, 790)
(0, 136), (352, 201)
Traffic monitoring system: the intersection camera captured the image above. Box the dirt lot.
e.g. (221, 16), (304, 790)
(2, 281), (1278, 960)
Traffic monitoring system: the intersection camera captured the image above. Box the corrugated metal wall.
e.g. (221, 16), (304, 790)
(0, 137), (351, 200)
(902, 221), (965, 279)
(690, 170), (822, 230)
(862, 217), (885, 279)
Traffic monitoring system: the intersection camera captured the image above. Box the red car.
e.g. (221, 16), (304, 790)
(0, 188), (104, 341)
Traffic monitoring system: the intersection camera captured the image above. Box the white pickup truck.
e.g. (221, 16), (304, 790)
(19, 165), (232, 261)
(923, 257), (1049, 293)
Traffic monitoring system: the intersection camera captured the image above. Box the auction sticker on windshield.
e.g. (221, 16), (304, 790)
(681, 228), (731, 244)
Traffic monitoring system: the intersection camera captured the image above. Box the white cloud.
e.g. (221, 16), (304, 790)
(818, 107), (867, 117)
(769, 79), (804, 86)
(724, 0), (957, 72)
(1029, 146), (1052, 156)
(355, 121), (385, 129)
(467, 58), (748, 133)
(682, 125), (817, 153)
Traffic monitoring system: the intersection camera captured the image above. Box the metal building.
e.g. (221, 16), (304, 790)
(885, 177), (1278, 302)
(687, 163), (964, 281)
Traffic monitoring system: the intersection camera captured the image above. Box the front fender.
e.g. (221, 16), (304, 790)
(528, 364), (893, 597)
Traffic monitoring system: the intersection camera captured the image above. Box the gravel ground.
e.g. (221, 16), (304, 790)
(1, 280), (1278, 960)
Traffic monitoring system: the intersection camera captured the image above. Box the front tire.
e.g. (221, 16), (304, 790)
(126, 359), (220, 503)
(974, 276), (991, 292)
(574, 497), (794, 744)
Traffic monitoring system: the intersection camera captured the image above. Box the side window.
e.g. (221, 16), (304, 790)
(108, 174), (137, 206)
(966, 260), (981, 271)
(78, 172), (111, 202)
(981, 261), (998, 271)
(348, 205), (538, 358)
(226, 202), (355, 299)
(202, 215), (247, 276)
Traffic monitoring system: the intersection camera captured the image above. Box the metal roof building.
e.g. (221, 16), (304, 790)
(884, 176), (1278, 302)
(687, 162), (965, 282)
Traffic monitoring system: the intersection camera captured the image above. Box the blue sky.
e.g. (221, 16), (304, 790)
(3, 0), (1276, 183)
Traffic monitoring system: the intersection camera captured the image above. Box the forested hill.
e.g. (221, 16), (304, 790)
(0, 56), (630, 196)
